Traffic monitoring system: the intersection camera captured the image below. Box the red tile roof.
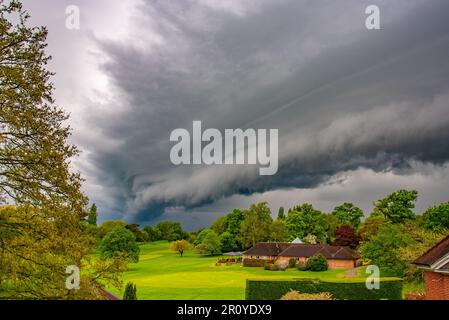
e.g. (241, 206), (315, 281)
(243, 242), (291, 256)
(279, 244), (360, 260)
(414, 235), (449, 267)
(243, 242), (360, 260)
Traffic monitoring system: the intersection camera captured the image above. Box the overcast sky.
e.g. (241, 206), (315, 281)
(22, 0), (449, 230)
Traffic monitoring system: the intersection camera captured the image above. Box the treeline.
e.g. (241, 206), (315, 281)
(92, 189), (449, 281)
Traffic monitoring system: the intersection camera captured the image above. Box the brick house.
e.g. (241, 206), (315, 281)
(413, 235), (449, 300)
(243, 242), (361, 269)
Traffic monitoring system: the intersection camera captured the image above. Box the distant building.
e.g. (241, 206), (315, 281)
(413, 235), (449, 300)
(291, 237), (303, 244)
(243, 242), (361, 269)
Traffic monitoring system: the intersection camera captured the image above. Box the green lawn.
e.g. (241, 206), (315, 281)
(109, 241), (372, 300)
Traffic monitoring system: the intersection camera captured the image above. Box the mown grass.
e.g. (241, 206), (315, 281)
(109, 241), (373, 300)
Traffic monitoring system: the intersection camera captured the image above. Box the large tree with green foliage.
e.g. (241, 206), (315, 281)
(155, 221), (188, 241)
(269, 219), (289, 242)
(422, 202), (449, 231)
(100, 227), (140, 263)
(360, 224), (412, 276)
(373, 190), (418, 223)
(331, 203), (364, 228)
(285, 204), (326, 242)
(239, 202), (273, 248)
(0, 1), (125, 299)
(202, 230), (222, 255)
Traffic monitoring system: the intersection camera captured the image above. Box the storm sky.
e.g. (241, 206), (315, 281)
(22, 0), (449, 230)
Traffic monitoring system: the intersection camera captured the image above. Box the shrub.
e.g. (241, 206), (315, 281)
(296, 261), (308, 271)
(280, 290), (333, 300)
(288, 258), (297, 268)
(306, 254), (328, 271)
(243, 259), (271, 267)
(246, 278), (403, 300)
(275, 260), (289, 271)
(123, 282), (137, 300)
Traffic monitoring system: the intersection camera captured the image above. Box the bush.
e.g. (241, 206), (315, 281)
(280, 290), (333, 300)
(306, 254), (328, 271)
(123, 282), (137, 300)
(288, 258), (297, 268)
(243, 259), (271, 267)
(264, 262), (279, 271)
(275, 260), (289, 271)
(296, 261), (308, 271)
(245, 278), (403, 300)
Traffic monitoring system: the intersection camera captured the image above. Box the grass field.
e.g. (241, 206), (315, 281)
(109, 241), (371, 300)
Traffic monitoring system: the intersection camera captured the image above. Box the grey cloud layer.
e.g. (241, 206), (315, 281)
(40, 0), (449, 224)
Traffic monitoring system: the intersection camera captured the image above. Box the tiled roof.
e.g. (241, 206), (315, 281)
(414, 235), (449, 266)
(243, 242), (292, 256)
(243, 242), (360, 260)
(279, 244), (360, 260)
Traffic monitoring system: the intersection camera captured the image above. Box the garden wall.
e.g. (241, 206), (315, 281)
(245, 278), (403, 300)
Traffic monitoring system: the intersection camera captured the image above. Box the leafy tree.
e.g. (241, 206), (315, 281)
(277, 207), (285, 220)
(222, 209), (245, 249)
(358, 213), (386, 242)
(170, 239), (190, 257)
(374, 190), (418, 223)
(202, 231), (222, 255)
(324, 213), (340, 244)
(155, 221), (188, 241)
(333, 225), (360, 248)
(303, 234), (317, 244)
(86, 204), (98, 226)
(398, 222), (448, 282)
(100, 227), (140, 263)
(285, 204), (326, 242)
(239, 202), (273, 248)
(332, 203), (363, 228)
(0, 1), (85, 212)
(125, 224), (148, 242)
(97, 220), (126, 239)
(219, 231), (237, 252)
(422, 202), (449, 231)
(211, 215), (226, 235)
(194, 228), (214, 246)
(269, 220), (289, 242)
(360, 224), (412, 276)
(306, 254), (328, 271)
(123, 282), (137, 300)
(143, 226), (162, 242)
(0, 2), (124, 299)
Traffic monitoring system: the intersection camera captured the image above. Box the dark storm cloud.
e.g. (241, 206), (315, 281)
(77, 0), (449, 223)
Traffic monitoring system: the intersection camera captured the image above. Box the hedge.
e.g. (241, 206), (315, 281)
(245, 278), (403, 300)
(243, 259), (272, 267)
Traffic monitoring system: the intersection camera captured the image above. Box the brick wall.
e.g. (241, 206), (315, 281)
(327, 259), (355, 269)
(424, 271), (449, 300)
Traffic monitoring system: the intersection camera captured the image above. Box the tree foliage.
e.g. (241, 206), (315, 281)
(360, 224), (412, 276)
(373, 190), (418, 223)
(285, 204), (326, 242)
(239, 202), (272, 248)
(123, 282), (137, 300)
(201, 230), (222, 255)
(422, 202), (449, 231)
(170, 239), (190, 257)
(0, 1), (124, 299)
(332, 203), (363, 228)
(100, 227), (140, 263)
(333, 225), (360, 248)
(269, 220), (288, 242)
